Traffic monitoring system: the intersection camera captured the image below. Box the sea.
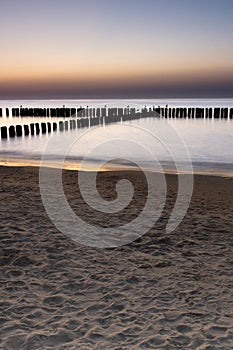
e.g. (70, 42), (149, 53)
(0, 99), (233, 177)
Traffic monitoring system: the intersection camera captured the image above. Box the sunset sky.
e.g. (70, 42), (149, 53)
(1, 0), (233, 99)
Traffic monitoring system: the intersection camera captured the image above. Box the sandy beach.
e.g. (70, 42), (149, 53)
(0, 166), (233, 349)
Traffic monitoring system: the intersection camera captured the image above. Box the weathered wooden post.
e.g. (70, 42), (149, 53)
(66, 108), (71, 118)
(96, 108), (100, 118)
(198, 108), (203, 118)
(209, 108), (213, 119)
(41, 123), (46, 134)
(77, 107), (84, 118)
(223, 108), (228, 119)
(65, 121), (68, 130)
(71, 108), (76, 117)
(179, 108), (184, 118)
(187, 108), (191, 118)
(59, 121), (64, 131)
(230, 108), (233, 119)
(171, 108), (174, 118)
(168, 108), (171, 118)
(16, 125), (23, 137)
(220, 108), (224, 119)
(30, 124), (35, 136)
(1, 126), (7, 139)
(214, 108), (220, 118)
(9, 125), (16, 138)
(50, 108), (57, 117)
(14, 108), (19, 117)
(191, 108), (195, 118)
(47, 122), (51, 133)
(35, 123), (40, 135)
(53, 122), (57, 131)
(24, 125), (29, 136)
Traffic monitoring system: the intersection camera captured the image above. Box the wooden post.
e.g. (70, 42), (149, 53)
(69, 120), (73, 130)
(35, 123), (40, 134)
(59, 121), (64, 131)
(187, 108), (191, 118)
(168, 108), (172, 118)
(220, 108), (224, 119)
(6, 108), (9, 117)
(230, 108), (233, 119)
(16, 125), (23, 137)
(71, 108), (76, 117)
(0, 108), (2, 117)
(24, 125), (29, 136)
(1, 126), (7, 139)
(15, 108), (19, 117)
(53, 122), (57, 131)
(223, 108), (228, 119)
(209, 108), (213, 119)
(9, 126), (16, 138)
(30, 124), (35, 136)
(171, 108), (175, 118)
(180, 108), (184, 118)
(47, 122), (51, 133)
(191, 108), (195, 118)
(50, 108), (57, 117)
(66, 108), (71, 118)
(214, 108), (220, 118)
(41, 123), (46, 134)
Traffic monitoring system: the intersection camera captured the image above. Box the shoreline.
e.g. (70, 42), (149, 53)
(0, 160), (233, 179)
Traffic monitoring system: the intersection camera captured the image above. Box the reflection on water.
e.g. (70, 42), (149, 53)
(0, 115), (233, 177)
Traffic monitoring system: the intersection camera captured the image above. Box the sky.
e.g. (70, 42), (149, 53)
(0, 0), (233, 99)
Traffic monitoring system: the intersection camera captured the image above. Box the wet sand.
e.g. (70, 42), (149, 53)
(0, 166), (233, 349)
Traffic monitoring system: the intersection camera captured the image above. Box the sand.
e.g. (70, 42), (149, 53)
(0, 166), (233, 349)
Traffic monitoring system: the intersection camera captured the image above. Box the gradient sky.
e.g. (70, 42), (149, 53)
(1, 0), (233, 99)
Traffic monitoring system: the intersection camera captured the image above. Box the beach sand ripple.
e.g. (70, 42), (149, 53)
(0, 167), (232, 349)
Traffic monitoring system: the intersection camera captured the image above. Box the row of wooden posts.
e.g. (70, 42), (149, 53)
(1, 106), (233, 119)
(1, 106), (233, 139)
